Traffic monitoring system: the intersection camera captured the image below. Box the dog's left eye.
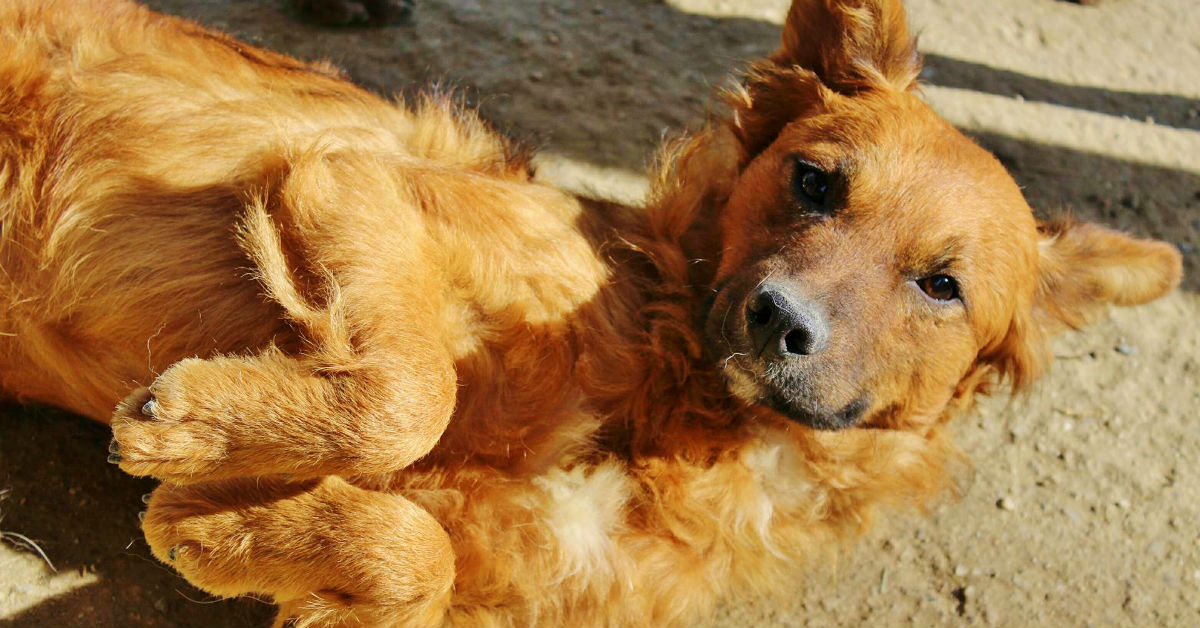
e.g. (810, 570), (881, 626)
(791, 161), (829, 207)
(917, 274), (960, 301)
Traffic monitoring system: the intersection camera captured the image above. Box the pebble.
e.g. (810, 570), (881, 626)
(954, 564), (969, 577)
(1179, 242), (1195, 254)
(1115, 343), (1139, 356)
(998, 497), (1017, 511)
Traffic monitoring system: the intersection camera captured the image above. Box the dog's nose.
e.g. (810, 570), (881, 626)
(745, 285), (828, 358)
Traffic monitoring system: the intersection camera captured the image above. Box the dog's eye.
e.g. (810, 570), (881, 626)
(917, 274), (960, 301)
(791, 161), (829, 207)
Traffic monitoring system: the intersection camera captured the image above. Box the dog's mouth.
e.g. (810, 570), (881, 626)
(720, 359), (869, 430)
(763, 386), (869, 430)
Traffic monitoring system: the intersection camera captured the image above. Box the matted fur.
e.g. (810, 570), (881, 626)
(0, 0), (1181, 626)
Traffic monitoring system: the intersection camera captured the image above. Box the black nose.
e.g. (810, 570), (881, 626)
(745, 285), (829, 358)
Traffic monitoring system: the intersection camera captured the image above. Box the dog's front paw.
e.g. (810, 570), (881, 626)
(110, 359), (234, 483)
(140, 479), (321, 599)
(143, 478), (456, 625)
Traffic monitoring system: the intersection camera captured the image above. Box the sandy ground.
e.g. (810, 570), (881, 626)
(1, 0), (1198, 626)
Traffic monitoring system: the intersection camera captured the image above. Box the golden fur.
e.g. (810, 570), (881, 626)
(0, 0), (1182, 626)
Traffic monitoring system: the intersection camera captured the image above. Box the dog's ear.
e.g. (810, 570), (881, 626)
(776, 0), (922, 93)
(727, 0), (920, 160)
(986, 219), (1182, 391)
(1032, 219), (1182, 331)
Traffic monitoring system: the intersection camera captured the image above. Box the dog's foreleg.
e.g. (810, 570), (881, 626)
(109, 168), (458, 484)
(141, 476), (453, 628)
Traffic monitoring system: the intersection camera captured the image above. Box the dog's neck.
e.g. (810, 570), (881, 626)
(558, 130), (758, 461)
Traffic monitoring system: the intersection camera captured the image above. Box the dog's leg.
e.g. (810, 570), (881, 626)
(110, 157), (458, 483)
(109, 344), (455, 483)
(142, 476), (453, 627)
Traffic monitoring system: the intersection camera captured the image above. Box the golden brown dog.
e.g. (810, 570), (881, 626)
(0, 0), (1182, 626)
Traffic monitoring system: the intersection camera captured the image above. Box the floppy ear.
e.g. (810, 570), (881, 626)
(966, 219), (1181, 398)
(726, 0), (921, 160)
(776, 0), (922, 93)
(1033, 218), (1183, 332)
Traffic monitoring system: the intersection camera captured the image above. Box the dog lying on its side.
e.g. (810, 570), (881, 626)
(0, 0), (1181, 626)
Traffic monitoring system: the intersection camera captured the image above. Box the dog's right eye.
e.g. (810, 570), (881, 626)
(791, 161), (830, 208)
(917, 274), (960, 302)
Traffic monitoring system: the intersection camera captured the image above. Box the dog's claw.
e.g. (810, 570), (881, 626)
(142, 492), (153, 504)
(138, 510), (146, 523)
(167, 546), (177, 561)
(108, 439), (120, 454)
(141, 399), (156, 417)
(107, 452), (122, 464)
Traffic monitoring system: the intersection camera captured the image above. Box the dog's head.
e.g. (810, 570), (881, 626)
(680, 0), (1182, 431)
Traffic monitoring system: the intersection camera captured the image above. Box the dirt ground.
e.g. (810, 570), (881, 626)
(1, 0), (1197, 626)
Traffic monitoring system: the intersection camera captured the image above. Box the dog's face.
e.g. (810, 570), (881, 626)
(707, 91), (1036, 430)
(698, 0), (1181, 431)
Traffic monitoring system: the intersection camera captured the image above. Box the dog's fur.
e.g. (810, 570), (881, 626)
(0, 0), (1182, 626)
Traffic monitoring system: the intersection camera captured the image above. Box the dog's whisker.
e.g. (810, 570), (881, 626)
(721, 352), (747, 370)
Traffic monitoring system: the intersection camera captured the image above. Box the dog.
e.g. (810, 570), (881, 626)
(0, 0), (1181, 626)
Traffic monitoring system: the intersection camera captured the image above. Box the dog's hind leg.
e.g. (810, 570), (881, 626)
(141, 476), (453, 628)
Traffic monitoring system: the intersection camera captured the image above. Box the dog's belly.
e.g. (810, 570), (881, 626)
(0, 1), (383, 419)
(0, 198), (292, 420)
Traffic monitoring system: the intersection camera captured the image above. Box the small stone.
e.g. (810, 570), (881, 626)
(1179, 242), (1195, 254)
(1116, 498), (1131, 509)
(998, 497), (1017, 511)
(529, 70), (544, 82)
(153, 598), (168, 613)
(1115, 343), (1139, 356)
(545, 31), (560, 45)
(954, 564), (969, 577)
